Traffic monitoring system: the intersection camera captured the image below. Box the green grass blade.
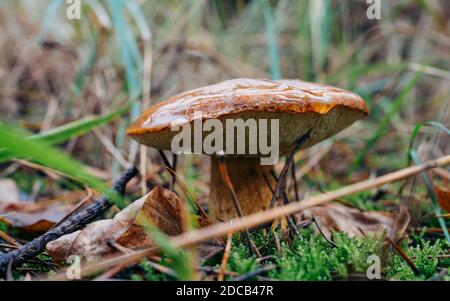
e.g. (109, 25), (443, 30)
(0, 123), (107, 194)
(38, 0), (64, 42)
(352, 72), (422, 170)
(409, 150), (450, 243)
(309, 0), (330, 76)
(0, 101), (131, 163)
(407, 121), (450, 165)
(73, 31), (99, 96)
(108, 0), (141, 98)
(144, 225), (193, 280)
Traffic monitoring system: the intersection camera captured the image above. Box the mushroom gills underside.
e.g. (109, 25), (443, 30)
(128, 106), (365, 157)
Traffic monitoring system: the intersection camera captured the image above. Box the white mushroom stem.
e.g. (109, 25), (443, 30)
(209, 156), (276, 221)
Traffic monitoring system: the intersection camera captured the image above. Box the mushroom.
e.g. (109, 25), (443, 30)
(127, 78), (368, 221)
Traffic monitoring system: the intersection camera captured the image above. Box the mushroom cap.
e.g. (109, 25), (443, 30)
(127, 78), (368, 156)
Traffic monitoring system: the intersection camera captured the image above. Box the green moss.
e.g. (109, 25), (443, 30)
(268, 230), (382, 280)
(0, 220), (7, 232)
(135, 259), (172, 281)
(385, 239), (449, 280)
(121, 230), (447, 281)
(227, 239), (258, 276)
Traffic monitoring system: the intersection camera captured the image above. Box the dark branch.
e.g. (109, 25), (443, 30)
(0, 167), (139, 274)
(269, 133), (310, 209)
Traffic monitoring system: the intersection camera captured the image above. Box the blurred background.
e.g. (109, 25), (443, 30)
(0, 0), (449, 222)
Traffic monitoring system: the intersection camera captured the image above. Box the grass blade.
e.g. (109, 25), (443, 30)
(0, 101), (131, 163)
(260, 0), (281, 79)
(352, 72), (422, 170)
(0, 123), (107, 194)
(407, 121), (450, 165)
(409, 150), (450, 242)
(38, 0), (64, 42)
(144, 225), (193, 281)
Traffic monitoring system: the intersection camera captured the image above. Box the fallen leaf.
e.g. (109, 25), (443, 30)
(435, 186), (450, 212)
(0, 179), (21, 207)
(1, 191), (84, 234)
(390, 197), (412, 240)
(46, 186), (189, 263)
(193, 215), (225, 261)
(296, 203), (393, 239)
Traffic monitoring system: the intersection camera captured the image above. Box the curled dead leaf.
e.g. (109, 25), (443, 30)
(5, 204), (75, 234)
(435, 186), (450, 212)
(46, 186), (189, 263)
(1, 191), (85, 234)
(295, 203), (393, 240)
(0, 179), (21, 207)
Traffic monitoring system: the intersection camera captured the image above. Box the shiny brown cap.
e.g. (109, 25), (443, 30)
(127, 78), (368, 153)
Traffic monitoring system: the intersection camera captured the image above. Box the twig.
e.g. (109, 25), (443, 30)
(269, 133), (309, 209)
(158, 150), (208, 220)
(386, 237), (420, 276)
(217, 156), (261, 257)
(291, 163), (300, 202)
(232, 264), (276, 281)
(273, 231), (282, 257)
(218, 232), (232, 281)
(50, 188), (93, 230)
(170, 153), (177, 191)
(0, 167), (138, 273)
(158, 150), (178, 191)
(198, 266), (239, 276)
(217, 157), (245, 217)
(281, 218), (314, 240)
(265, 171), (298, 235)
(312, 216), (337, 248)
(281, 192), (299, 235)
(48, 154), (450, 279)
(0, 231), (21, 247)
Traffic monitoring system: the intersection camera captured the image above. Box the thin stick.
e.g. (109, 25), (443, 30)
(232, 264), (276, 281)
(218, 232), (232, 281)
(386, 237), (420, 275)
(158, 150), (208, 220)
(218, 157), (244, 217)
(269, 133), (309, 209)
(49, 154), (450, 279)
(50, 188), (93, 230)
(163, 163), (208, 220)
(312, 216), (337, 248)
(159, 149), (178, 191)
(281, 191), (299, 235)
(158, 150), (174, 175)
(267, 171), (299, 235)
(217, 156), (261, 257)
(291, 163), (300, 202)
(273, 231), (282, 257)
(170, 153), (177, 191)
(0, 167), (139, 273)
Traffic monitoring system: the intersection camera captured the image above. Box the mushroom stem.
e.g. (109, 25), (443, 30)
(210, 156), (276, 221)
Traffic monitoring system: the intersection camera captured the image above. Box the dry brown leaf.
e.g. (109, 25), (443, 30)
(391, 197), (412, 240)
(194, 215), (225, 261)
(4, 204), (75, 234)
(435, 186), (450, 212)
(1, 191), (84, 234)
(296, 203), (393, 239)
(46, 186), (189, 263)
(0, 179), (21, 207)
